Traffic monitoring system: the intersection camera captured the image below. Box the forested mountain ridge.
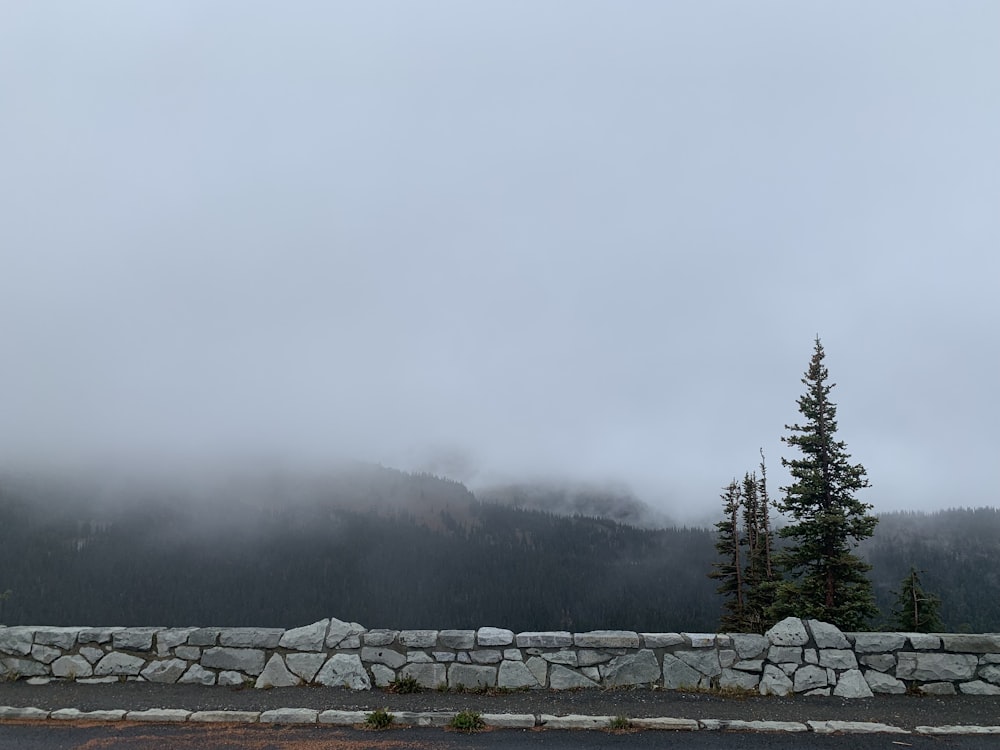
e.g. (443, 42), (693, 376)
(1, 466), (998, 632)
(0, 466), (717, 631)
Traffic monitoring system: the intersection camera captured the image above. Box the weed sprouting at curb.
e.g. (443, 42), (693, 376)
(449, 710), (486, 732)
(607, 715), (632, 731)
(387, 675), (421, 694)
(365, 708), (395, 729)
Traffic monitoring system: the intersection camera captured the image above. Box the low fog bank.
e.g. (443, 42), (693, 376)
(0, 451), (684, 531)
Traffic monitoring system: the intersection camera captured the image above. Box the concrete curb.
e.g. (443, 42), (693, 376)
(1, 705), (998, 735)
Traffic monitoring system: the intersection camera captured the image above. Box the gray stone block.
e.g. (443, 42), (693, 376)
(662, 653), (702, 689)
(190, 711), (260, 723)
(807, 620), (849, 649)
(809, 720), (908, 734)
(319, 710), (369, 725)
(729, 633), (767, 659)
(174, 646), (200, 661)
(31, 645), (61, 664)
(766, 618), (809, 646)
(539, 650), (576, 666)
(362, 646), (406, 669)
(140, 658), (188, 683)
(202, 647), (266, 675)
(515, 631), (573, 648)
(577, 650), (612, 667)
(548, 664), (597, 689)
(897, 652), (978, 681)
(156, 628), (197, 653)
(260, 708), (318, 724)
(178, 664), (216, 685)
(218, 670), (249, 686)
(50, 708), (126, 721)
(78, 628), (123, 644)
(919, 681), (956, 695)
(759, 664), (793, 696)
(449, 662), (496, 689)
(401, 662), (447, 688)
(398, 630), (438, 648)
(959, 680), (1000, 695)
(767, 646), (802, 664)
(94, 652), (145, 676)
(370, 664), (395, 687)
(526, 656), (547, 686)
(498, 659), (541, 688)
(471, 649), (503, 664)
(0, 707), (49, 720)
(641, 632), (685, 648)
(941, 634), (1000, 653)
(406, 651), (432, 663)
(286, 653), (327, 682)
(34, 627), (84, 649)
(126, 709), (191, 722)
(833, 669), (873, 698)
(477, 627), (514, 646)
(541, 714), (613, 729)
(0, 627), (35, 656)
(683, 633), (716, 648)
(51, 655), (93, 679)
(219, 628), (284, 649)
(864, 669), (906, 694)
(315, 654), (371, 689)
(676, 649), (721, 677)
(438, 630), (475, 649)
(574, 630), (640, 649)
(255, 654), (301, 688)
(979, 664), (1000, 684)
(908, 633), (941, 650)
(325, 618), (365, 648)
(279, 620), (329, 652)
(187, 628), (220, 647)
(793, 664), (829, 692)
(602, 649), (660, 686)
(819, 649), (858, 670)
(720, 668), (759, 690)
(860, 653), (896, 671)
(852, 632), (906, 652)
(113, 628), (159, 652)
(363, 629), (397, 646)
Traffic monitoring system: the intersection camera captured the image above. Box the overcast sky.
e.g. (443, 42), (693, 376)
(2, 1), (998, 523)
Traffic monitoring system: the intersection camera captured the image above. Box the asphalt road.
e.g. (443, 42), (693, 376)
(0, 723), (996, 750)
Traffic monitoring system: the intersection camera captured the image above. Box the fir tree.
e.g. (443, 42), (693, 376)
(709, 480), (745, 630)
(710, 459), (778, 633)
(772, 337), (879, 630)
(892, 567), (943, 632)
(742, 456), (778, 632)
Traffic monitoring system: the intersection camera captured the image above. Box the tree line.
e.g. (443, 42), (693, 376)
(709, 338), (945, 633)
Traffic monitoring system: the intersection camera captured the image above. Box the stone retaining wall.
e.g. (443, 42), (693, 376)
(2, 617), (998, 698)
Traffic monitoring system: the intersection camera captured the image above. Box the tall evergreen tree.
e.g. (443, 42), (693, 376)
(742, 456), (778, 632)
(710, 460), (778, 633)
(892, 567), (943, 632)
(772, 337), (879, 630)
(709, 480), (745, 630)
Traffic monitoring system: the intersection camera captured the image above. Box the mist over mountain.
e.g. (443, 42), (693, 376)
(1, 464), (998, 633)
(475, 480), (672, 529)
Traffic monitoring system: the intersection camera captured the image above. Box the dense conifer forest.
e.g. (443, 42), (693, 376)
(1, 465), (997, 633)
